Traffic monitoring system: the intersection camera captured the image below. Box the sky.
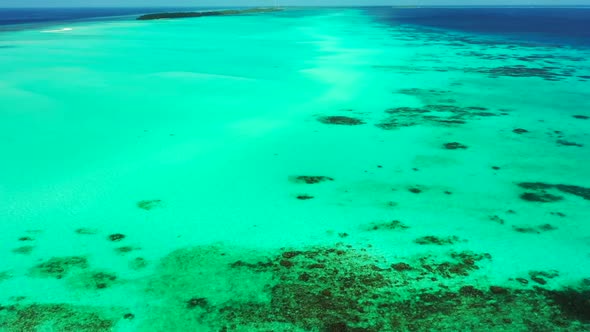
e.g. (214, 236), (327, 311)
(1, 0), (589, 7)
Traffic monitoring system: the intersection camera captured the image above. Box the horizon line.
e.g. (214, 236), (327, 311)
(2, 4), (590, 8)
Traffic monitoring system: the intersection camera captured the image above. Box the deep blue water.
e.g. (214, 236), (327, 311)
(366, 7), (590, 47)
(0, 7), (220, 26)
(2, 7), (590, 48)
(0, 8), (151, 25)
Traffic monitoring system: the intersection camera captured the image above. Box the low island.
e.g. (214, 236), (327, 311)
(137, 8), (283, 21)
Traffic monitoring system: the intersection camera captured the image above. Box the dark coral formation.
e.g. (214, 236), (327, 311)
(129, 257), (148, 270)
(75, 228), (98, 235)
(467, 65), (576, 81)
(513, 128), (529, 134)
(537, 224), (558, 232)
(146, 246), (397, 330)
(318, 116), (365, 126)
(30, 256), (88, 279)
(140, 245), (590, 330)
(554, 184), (590, 200)
(414, 236), (460, 245)
(391, 262), (413, 271)
(373, 21), (582, 80)
(520, 192), (564, 203)
(443, 142), (468, 150)
(0, 271), (11, 282)
(556, 139), (583, 147)
(544, 288), (590, 324)
(0, 303), (123, 331)
(518, 182), (590, 201)
(108, 234), (126, 242)
(137, 199), (162, 210)
(230, 260), (274, 270)
(528, 271), (560, 286)
(187, 297), (208, 309)
(397, 88), (458, 105)
(376, 104), (498, 130)
(384, 286), (589, 330)
(416, 251), (491, 278)
(269, 258), (390, 329)
(513, 224), (557, 234)
(519, 182), (555, 190)
(489, 215), (505, 224)
(73, 271), (119, 290)
(366, 220), (409, 231)
(115, 246), (137, 254)
(408, 187), (422, 194)
(291, 176), (334, 184)
(375, 42), (580, 81)
(573, 115), (589, 120)
(296, 195), (314, 200)
(398, 88), (450, 96)
(11, 246), (34, 255)
(370, 87), (508, 130)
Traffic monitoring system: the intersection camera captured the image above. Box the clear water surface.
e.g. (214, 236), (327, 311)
(0, 6), (589, 331)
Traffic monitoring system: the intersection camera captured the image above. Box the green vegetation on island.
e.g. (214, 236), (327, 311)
(137, 8), (282, 21)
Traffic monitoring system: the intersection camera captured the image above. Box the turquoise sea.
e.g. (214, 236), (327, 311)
(0, 7), (589, 331)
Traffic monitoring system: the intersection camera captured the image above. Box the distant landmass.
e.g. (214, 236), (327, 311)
(137, 8), (282, 21)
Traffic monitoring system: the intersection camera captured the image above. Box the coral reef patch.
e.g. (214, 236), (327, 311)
(443, 142), (468, 150)
(518, 182), (590, 201)
(29, 256), (89, 279)
(414, 236), (461, 245)
(0, 303), (124, 332)
(291, 176), (334, 184)
(11, 246), (34, 255)
(318, 116), (365, 126)
(365, 220), (409, 231)
(556, 140), (583, 147)
(137, 200), (162, 211)
(137, 244), (588, 331)
(376, 103), (499, 130)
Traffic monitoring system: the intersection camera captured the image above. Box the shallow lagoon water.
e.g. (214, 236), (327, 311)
(0, 7), (589, 331)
